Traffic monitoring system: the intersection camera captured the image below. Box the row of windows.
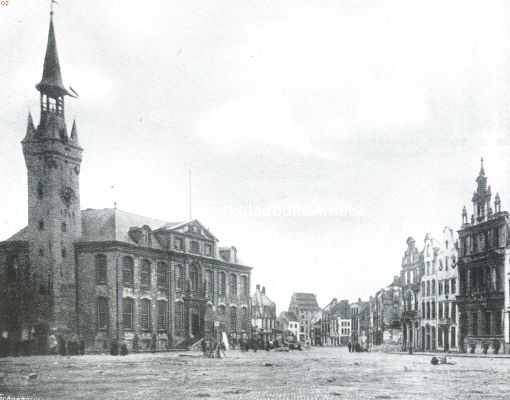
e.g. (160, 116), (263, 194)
(469, 310), (502, 336)
(460, 227), (500, 256)
(95, 255), (249, 296)
(96, 255), (169, 288)
(98, 298), (168, 331)
(173, 236), (213, 256)
(421, 279), (457, 298)
(424, 256), (457, 276)
(421, 301), (457, 321)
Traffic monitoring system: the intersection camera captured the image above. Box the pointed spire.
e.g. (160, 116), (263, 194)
(35, 14), (70, 98)
(479, 157), (485, 177)
(24, 112), (36, 141)
(70, 119), (80, 146)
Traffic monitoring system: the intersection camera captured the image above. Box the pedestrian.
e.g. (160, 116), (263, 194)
(201, 338), (207, 356)
(0, 331), (8, 358)
(48, 333), (58, 355)
(348, 342), (352, 353)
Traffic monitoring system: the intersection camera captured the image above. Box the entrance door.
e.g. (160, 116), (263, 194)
(191, 310), (200, 337)
(444, 328), (449, 351)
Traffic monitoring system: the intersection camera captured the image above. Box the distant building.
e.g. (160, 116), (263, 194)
(457, 161), (507, 354)
(400, 237), (422, 352)
(351, 299), (370, 350)
(321, 299), (350, 346)
(370, 276), (401, 347)
(288, 293), (320, 345)
(277, 311), (299, 341)
(251, 285), (277, 343)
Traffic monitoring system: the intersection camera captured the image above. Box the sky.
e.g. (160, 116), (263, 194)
(1, 0), (510, 312)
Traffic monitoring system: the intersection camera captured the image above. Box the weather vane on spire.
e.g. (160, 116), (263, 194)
(50, 0), (58, 15)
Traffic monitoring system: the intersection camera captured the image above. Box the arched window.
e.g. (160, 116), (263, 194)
(157, 262), (168, 288)
(97, 297), (109, 331)
(432, 280), (436, 295)
(123, 298), (134, 330)
(140, 260), (151, 288)
(421, 281), (425, 294)
(241, 275), (249, 297)
(122, 256), (134, 286)
(176, 264), (184, 291)
(140, 299), (151, 331)
(95, 254), (107, 284)
(230, 306), (237, 332)
(218, 305), (226, 316)
(219, 272), (226, 296)
(206, 270), (214, 298)
(190, 264), (199, 292)
(426, 281), (430, 296)
(175, 302), (184, 333)
(229, 274), (238, 297)
(241, 307), (249, 331)
(157, 300), (168, 331)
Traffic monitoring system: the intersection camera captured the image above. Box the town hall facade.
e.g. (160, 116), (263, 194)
(0, 13), (251, 355)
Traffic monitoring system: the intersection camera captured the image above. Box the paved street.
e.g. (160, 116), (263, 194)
(1, 347), (509, 400)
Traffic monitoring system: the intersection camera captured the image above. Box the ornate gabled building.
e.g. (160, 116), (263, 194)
(251, 285), (277, 344)
(457, 160), (508, 354)
(417, 228), (460, 352)
(0, 13), (252, 356)
(400, 236), (422, 352)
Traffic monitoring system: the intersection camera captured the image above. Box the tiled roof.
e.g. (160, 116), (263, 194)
(81, 208), (171, 245)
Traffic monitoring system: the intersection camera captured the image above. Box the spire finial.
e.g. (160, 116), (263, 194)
(480, 157), (485, 175)
(50, 0), (58, 16)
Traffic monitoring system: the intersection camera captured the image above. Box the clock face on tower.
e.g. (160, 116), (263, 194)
(60, 187), (75, 207)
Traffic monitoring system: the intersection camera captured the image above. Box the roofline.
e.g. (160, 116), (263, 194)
(74, 240), (252, 270)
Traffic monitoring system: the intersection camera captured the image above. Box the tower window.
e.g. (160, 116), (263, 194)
(37, 182), (44, 199)
(61, 247), (67, 258)
(95, 254), (107, 285)
(140, 260), (151, 288)
(39, 248), (44, 257)
(38, 219), (45, 231)
(122, 256), (134, 286)
(61, 222), (67, 232)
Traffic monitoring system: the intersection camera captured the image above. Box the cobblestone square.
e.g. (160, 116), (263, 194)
(1, 347), (509, 400)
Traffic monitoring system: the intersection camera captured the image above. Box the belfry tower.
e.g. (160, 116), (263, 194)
(22, 11), (82, 336)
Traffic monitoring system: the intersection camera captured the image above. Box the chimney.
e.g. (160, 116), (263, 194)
(262, 286), (266, 294)
(256, 284), (260, 291)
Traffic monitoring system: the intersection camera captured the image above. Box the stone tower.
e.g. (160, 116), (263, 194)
(22, 12), (82, 336)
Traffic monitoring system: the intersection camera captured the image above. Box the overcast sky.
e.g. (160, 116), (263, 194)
(2, 0), (510, 311)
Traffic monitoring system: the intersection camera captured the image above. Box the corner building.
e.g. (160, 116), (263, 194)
(0, 14), (251, 355)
